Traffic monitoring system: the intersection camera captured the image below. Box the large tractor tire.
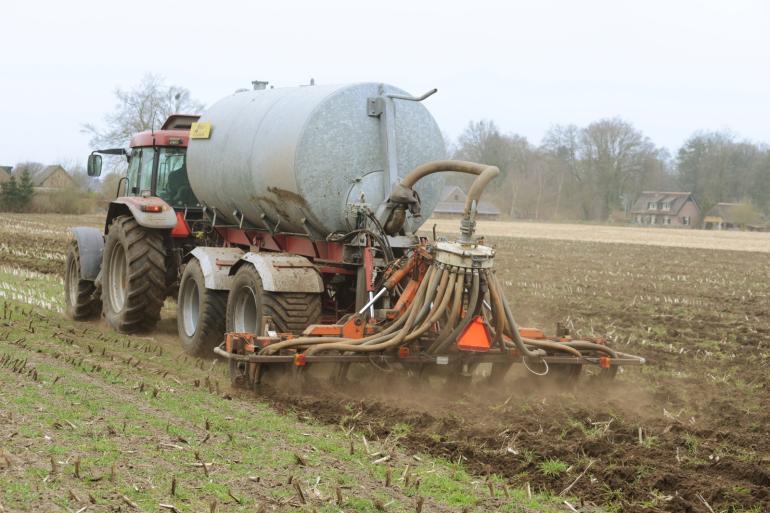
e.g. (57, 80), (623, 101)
(101, 216), (167, 333)
(226, 264), (321, 387)
(177, 260), (227, 357)
(64, 240), (101, 320)
(226, 264), (321, 335)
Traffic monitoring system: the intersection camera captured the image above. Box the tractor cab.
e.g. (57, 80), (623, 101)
(124, 128), (197, 208)
(87, 114), (201, 210)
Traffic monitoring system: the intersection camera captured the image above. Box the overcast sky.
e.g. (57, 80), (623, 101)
(1, 0), (768, 166)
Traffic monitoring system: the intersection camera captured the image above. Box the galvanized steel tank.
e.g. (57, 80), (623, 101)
(186, 83), (446, 236)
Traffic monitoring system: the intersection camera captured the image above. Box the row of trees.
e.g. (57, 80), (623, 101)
(451, 119), (770, 221)
(76, 74), (768, 223)
(676, 133), (770, 216)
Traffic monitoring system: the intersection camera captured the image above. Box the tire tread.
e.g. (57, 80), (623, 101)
(103, 216), (166, 333)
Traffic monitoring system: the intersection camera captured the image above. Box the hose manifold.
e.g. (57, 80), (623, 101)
(433, 240), (495, 269)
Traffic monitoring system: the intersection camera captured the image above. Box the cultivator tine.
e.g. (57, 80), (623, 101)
(487, 361), (514, 385)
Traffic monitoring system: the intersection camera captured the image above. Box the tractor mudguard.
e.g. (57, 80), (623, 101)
(105, 197), (177, 232)
(230, 253), (324, 293)
(189, 247), (245, 290)
(70, 227), (104, 281)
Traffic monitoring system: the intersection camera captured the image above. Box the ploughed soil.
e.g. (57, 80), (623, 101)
(261, 365), (770, 513)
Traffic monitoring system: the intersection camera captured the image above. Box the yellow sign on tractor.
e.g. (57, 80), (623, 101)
(189, 121), (212, 139)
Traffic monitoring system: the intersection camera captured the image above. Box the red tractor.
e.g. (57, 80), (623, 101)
(67, 114), (206, 340)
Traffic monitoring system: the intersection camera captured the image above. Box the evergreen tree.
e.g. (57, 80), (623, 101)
(1, 176), (19, 211)
(17, 169), (35, 208)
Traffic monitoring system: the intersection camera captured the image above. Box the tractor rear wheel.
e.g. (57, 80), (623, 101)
(64, 240), (101, 320)
(177, 260), (227, 357)
(101, 216), (167, 333)
(225, 264), (321, 387)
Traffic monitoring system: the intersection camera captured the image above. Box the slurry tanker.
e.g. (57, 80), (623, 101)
(66, 81), (643, 388)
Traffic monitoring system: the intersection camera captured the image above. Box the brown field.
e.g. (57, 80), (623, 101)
(429, 218), (770, 253)
(1, 213), (769, 513)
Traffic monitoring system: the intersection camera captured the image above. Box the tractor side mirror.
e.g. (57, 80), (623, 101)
(87, 154), (102, 177)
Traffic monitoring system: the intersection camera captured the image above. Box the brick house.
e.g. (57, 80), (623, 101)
(26, 165), (76, 190)
(630, 192), (700, 227)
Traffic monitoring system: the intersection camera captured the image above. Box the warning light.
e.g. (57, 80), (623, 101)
(599, 356), (611, 369)
(398, 346), (410, 359)
(457, 316), (492, 352)
(141, 204), (164, 213)
(294, 353), (307, 367)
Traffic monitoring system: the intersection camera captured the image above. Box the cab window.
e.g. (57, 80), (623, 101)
(126, 149), (141, 195)
(126, 147), (155, 196)
(155, 148), (197, 207)
(138, 148), (155, 194)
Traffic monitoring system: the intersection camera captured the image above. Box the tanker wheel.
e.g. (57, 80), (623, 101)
(64, 240), (101, 320)
(177, 260), (227, 357)
(226, 264), (321, 387)
(101, 216), (166, 333)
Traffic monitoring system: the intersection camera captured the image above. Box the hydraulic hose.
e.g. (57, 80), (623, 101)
(399, 160), (500, 214)
(388, 160), (500, 239)
(486, 270), (507, 351)
(430, 270), (481, 354)
(408, 265), (445, 329)
(420, 270), (458, 327)
(260, 266), (435, 354)
(403, 269), (457, 342)
(492, 274), (543, 359)
(519, 338), (583, 358)
(303, 262), (434, 355)
(560, 341), (618, 358)
(398, 267), (449, 338)
(432, 269), (466, 348)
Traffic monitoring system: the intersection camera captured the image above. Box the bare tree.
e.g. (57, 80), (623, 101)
(454, 120), (533, 216)
(504, 135), (532, 217)
(455, 121), (504, 163)
(579, 118), (656, 219)
(83, 74), (204, 149)
(676, 131), (770, 213)
(100, 172), (124, 200)
(541, 125), (580, 219)
(13, 161), (45, 177)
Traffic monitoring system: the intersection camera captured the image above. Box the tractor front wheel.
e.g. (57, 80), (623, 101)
(64, 240), (101, 320)
(101, 216), (166, 333)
